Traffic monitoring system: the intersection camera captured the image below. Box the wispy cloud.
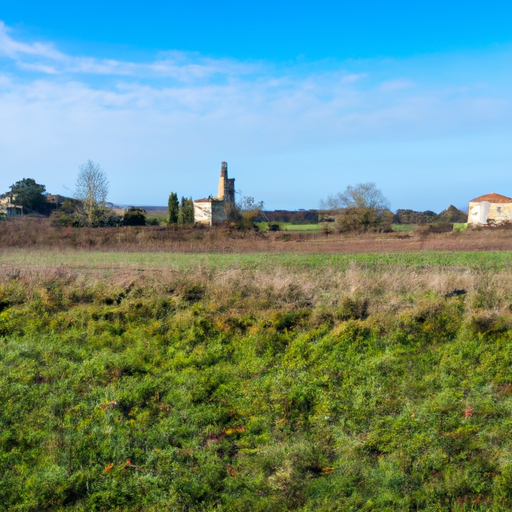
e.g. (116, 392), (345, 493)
(0, 21), (260, 81)
(340, 73), (368, 84)
(0, 21), (64, 60)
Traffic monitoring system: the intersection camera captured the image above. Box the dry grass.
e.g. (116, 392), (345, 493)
(3, 217), (512, 327)
(3, 217), (512, 253)
(2, 256), (511, 323)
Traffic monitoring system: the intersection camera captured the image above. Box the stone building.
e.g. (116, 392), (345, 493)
(0, 196), (23, 216)
(194, 162), (236, 226)
(468, 192), (512, 225)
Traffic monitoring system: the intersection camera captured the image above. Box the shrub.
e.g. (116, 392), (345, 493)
(123, 207), (147, 226)
(416, 221), (453, 235)
(453, 223), (469, 232)
(336, 296), (369, 320)
(438, 205), (467, 223)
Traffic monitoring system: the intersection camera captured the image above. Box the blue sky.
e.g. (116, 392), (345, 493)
(1, 1), (512, 211)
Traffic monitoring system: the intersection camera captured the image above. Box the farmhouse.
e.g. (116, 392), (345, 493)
(194, 162), (235, 226)
(0, 196), (23, 216)
(468, 192), (512, 225)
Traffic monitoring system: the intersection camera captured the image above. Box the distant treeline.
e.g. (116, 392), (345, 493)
(263, 205), (467, 225)
(393, 205), (467, 224)
(264, 209), (319, 223)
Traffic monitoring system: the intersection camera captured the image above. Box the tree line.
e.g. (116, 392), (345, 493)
(1, 159), (262, 229)
(2, 161), (466, 232)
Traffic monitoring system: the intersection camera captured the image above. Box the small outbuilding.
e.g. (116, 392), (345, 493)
(468, 192), (512, 225)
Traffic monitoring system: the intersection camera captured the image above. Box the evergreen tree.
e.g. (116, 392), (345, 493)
(9, 178), (48, 214)
(178, 197), (194, 225)
(167, 192), (179, 224)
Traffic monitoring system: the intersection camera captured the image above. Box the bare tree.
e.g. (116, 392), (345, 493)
(237, 194), (265, 213)
(320, 183), (391, 233)
(320, 182), (389, 211)
(75, 160), (109, 226)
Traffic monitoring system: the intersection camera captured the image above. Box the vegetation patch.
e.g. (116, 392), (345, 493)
(2, 259), (512, 510)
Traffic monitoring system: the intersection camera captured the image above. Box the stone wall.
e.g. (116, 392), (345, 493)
(468, 201), (512, 225)
(194, 200), (213, 226)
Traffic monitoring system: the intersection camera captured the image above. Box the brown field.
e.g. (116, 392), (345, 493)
(1, 218), (512, 253)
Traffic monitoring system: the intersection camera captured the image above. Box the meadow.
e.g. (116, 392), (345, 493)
(2, 249), (512, 510)
(2, 248), (512, 272)
(256, 222), (322, 232)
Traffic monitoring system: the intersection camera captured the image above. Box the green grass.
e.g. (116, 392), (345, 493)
(3, 264), (512, 510)
(392, 223), (416, 232)
(257, 222), (321, 232)
(454, 223), (470, 232)
(2, 249), (512, 271)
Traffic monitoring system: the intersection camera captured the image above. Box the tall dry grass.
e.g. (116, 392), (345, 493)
(3, 217), (512, 253)
(2, 259), (511, 325)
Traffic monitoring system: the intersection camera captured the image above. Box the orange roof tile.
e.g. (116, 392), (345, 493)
(470, 192), (512, 203)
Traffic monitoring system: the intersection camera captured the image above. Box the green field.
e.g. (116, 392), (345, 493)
(257, 222), (322, 232)
(391, 223), (416, 232)
(3, 250), (512, 510)
(2, 249), (512, 271)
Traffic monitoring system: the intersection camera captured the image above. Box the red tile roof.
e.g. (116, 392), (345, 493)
(470, 192), (512, 203)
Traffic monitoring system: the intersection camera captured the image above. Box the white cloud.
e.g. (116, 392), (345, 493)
(0, 20), (261, 81)
(0, 21), (64, 60)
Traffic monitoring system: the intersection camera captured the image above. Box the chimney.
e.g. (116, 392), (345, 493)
(218, 161), (228, 200)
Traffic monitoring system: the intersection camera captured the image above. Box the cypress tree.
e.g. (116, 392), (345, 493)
(178, 197), (194, 225)
(167, 192), (179, 224)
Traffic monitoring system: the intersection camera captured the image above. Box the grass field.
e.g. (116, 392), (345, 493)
(257, 222), (322, 232)
(2, 249), (512, 271)
(259, 222), (416, 233)
(3, 249), (512, 510)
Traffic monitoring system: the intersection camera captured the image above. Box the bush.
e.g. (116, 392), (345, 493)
(416, 221), (453, 235)
(54, 205), (122, 227)
(394, 209), (438, 225)
(438, 205), (467, 223)
(233, 210), (260, 231)
(453, 223), (469, 232)
(123, 207), (147, 226)
(335, 207), (392, 233)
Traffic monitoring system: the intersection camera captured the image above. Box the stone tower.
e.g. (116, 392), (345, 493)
(194, 161), (236, 226)
(217, 161), (235, 203)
